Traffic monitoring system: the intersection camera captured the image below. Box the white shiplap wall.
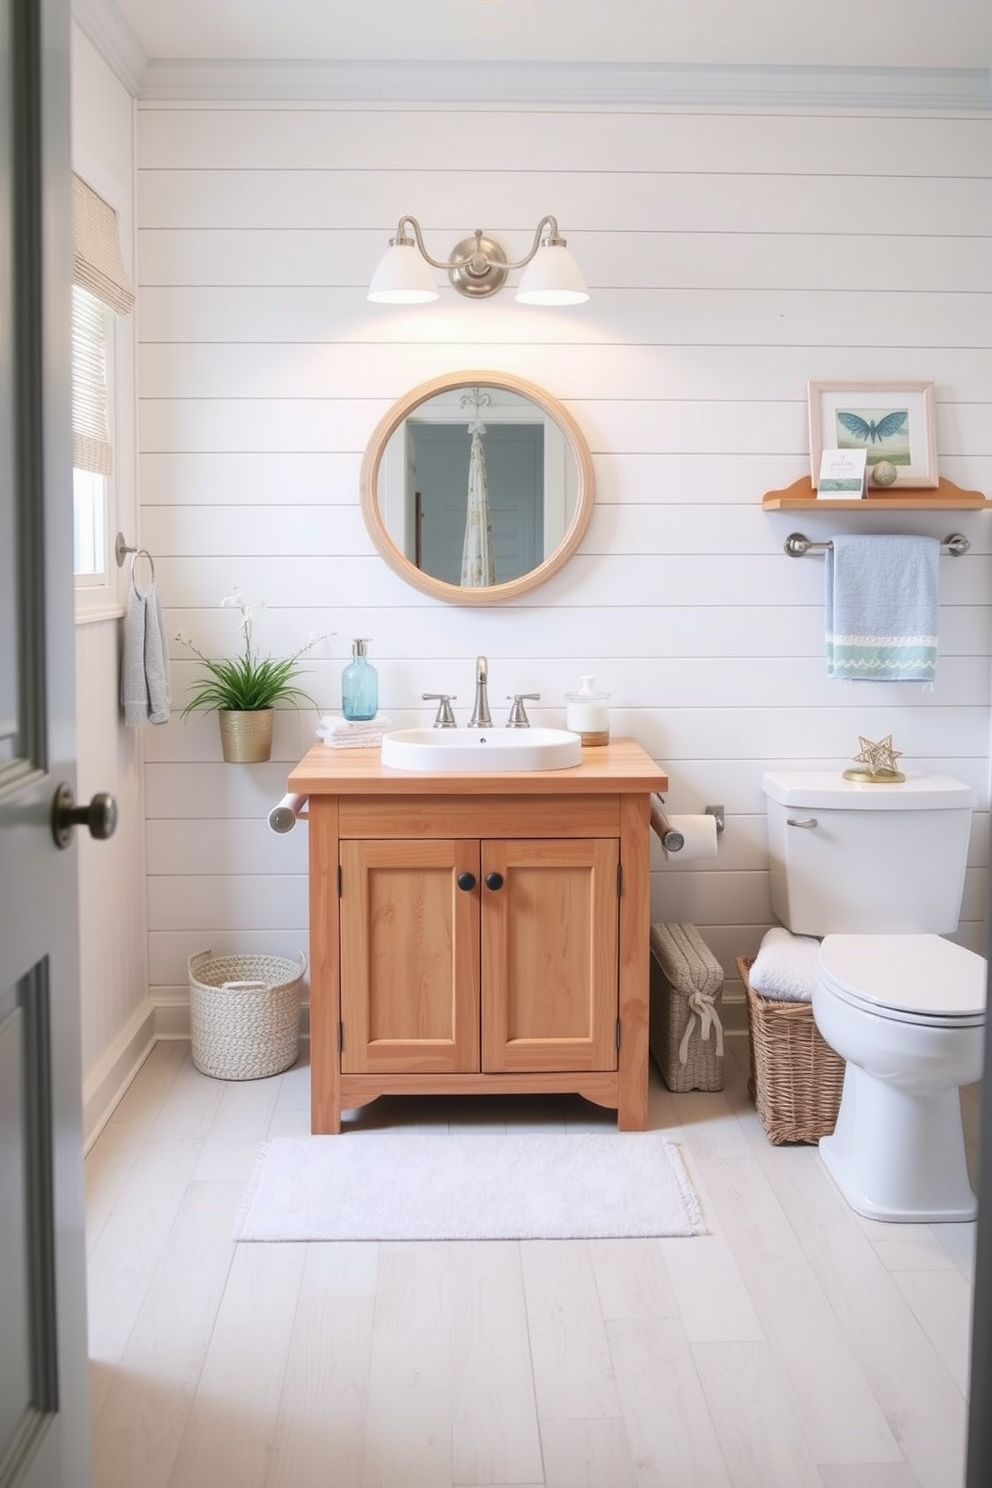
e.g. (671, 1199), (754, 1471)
(72, 25), (151, 1139)
(136, 100), (992, 1028)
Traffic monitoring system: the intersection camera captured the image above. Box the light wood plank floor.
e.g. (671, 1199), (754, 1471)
(85, 1038), (980, 1488)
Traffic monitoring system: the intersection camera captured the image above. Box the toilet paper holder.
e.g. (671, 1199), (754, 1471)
(268, 793), (308, 833)
(650, 796), (724, 853)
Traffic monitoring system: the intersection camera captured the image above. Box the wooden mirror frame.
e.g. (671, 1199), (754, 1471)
(359, 370), (595, 604)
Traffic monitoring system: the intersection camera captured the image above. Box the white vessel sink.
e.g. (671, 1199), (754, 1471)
(381, 726), (583, 773)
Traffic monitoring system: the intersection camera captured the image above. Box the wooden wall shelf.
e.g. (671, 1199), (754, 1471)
(761, 475), (990, 512)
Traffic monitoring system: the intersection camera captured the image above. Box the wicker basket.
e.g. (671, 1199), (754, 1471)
(737, 955), (845, 1145)
(188, 949), (306, 1080)
(650, 923), (725, 1092)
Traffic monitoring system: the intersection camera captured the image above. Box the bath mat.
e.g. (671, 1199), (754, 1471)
(233, 1129), (704, 1241)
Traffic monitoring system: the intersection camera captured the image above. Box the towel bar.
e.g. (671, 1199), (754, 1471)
(785, 531), (969, 558)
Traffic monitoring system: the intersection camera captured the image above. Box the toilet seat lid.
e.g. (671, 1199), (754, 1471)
(818, 934), (986, 1020)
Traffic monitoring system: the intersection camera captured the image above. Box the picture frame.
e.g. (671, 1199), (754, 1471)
(807, 381), (938, 489)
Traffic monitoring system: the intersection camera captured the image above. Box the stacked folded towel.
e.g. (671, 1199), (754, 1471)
(748, 926), (820, 1003)
(316, 713), (393, 748)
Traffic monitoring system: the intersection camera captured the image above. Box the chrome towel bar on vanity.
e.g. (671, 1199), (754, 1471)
(784, 531), (970, 558)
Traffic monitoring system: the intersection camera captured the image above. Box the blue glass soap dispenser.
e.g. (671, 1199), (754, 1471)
(341, 638), (378, 721)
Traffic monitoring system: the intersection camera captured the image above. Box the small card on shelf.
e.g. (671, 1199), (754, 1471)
(817, 448), (866, 499)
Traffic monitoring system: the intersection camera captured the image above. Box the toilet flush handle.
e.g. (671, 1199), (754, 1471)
(786, 816), (818, 829)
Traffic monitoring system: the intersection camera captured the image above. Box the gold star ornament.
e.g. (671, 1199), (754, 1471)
(843, 735), (905, 783)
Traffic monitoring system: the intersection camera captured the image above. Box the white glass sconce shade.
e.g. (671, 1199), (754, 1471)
(367, 242), (439, 304)
(515, 242), (589, 305)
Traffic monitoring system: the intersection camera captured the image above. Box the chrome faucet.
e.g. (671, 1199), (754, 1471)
(468, 655), (492, 728)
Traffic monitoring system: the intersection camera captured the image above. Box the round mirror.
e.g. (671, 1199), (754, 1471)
(359, 370), (595, 603)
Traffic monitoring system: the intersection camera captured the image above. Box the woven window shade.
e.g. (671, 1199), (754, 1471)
(72, 174), (134, 316)
(72, 286), (111, 474)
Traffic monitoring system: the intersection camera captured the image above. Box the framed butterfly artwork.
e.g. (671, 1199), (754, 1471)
(807, 381), (938, 489)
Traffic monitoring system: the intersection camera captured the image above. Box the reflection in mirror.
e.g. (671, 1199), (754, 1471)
(359, 372), (595, 605)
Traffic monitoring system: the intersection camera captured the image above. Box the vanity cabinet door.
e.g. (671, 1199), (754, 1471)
(481, 838), (620, 1074)
(339, 839), (481, 1074)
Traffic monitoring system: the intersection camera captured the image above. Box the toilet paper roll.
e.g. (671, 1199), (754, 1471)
(662, 813), (719, 861)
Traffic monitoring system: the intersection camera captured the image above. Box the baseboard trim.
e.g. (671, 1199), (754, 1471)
(82, 999), (159, 1152)
(83, 991), (741, 1147)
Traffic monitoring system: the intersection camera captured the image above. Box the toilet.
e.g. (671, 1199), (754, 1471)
(762, 771), (986, 1222)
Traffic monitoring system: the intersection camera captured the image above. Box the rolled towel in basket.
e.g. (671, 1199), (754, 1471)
(748, 926), (820, 1002)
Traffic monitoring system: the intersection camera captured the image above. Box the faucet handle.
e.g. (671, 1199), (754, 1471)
(422, 693), (457, 728)
(506, 693), (540, 728)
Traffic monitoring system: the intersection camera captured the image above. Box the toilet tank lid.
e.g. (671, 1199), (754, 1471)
(762, 771), (973, 810)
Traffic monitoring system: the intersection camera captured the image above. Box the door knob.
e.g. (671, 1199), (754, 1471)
(485, 872), (504, 891)
(51, 784), (118, 849)
(456, 871), (477, 891)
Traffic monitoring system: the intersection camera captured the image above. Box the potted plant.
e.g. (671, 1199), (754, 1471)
(175, 588), (326, 762)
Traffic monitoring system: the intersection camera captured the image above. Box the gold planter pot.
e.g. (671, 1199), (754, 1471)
(218, 709), (274, 763)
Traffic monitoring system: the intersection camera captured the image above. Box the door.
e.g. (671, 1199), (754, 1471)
(339, 839), (481, 1073)
(481, 839), (620, 1073)
(412, 423), (544, 585)
(0, 1), (92, 1485)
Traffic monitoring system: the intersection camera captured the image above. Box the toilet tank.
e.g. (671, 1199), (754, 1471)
(762, 771), (973, 935)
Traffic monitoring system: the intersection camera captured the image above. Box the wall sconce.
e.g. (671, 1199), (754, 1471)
(367, 214), (589, 306)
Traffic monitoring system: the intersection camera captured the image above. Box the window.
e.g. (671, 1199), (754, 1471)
(71, 173), (133, 607)
(71, 285), (112, 583)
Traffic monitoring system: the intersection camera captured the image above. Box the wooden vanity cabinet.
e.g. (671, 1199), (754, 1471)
(288, 740), (667, 1133)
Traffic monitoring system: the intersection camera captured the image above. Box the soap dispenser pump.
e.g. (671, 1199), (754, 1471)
(341, 638), (378, 721)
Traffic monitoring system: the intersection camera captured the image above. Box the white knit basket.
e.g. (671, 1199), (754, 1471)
(188, 949), (306, 1080)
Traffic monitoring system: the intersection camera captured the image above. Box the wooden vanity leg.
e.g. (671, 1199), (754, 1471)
(308, 796), (342, 1133)
(617, 793), (650, 1131)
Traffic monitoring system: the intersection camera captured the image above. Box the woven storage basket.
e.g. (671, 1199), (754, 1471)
(737, 955), (845, 1145)
(188, 949), (306, 1080)
(649, 922), (725, 1092)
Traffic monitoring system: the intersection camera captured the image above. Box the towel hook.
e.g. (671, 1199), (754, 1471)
(784, 531), (969, 558)
(129, 548), (155, 587)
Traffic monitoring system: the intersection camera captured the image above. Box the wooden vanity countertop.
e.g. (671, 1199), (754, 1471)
(289, 737), (667, 797)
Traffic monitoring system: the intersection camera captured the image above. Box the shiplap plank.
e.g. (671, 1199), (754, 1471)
(147, 873), (308, 933)
(137, 227), (992, 298)
(136, 107), (992, 177)
(146, 817), (308, 876)
(136, 341), (992, 404)
(135, 284), (992, 347)
(136, 168), (992, 237)
(163, 650), (992, 716)
(155, 600), (990, 668)
(148, 930), (311, 990)
(136, 448), (992, 509)
(147, 550), (992, 611)
(138, 392), (992, 461)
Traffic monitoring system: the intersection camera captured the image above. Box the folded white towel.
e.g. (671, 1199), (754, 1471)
(316, 713), (393, 748)
(748, 926), (820, 1003)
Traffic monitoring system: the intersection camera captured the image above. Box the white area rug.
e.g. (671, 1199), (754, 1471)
(233, 1130), (704, 1242)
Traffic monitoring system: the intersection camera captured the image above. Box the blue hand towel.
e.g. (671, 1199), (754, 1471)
(825, 534), (939, 682)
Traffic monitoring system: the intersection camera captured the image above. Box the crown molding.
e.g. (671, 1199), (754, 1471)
(69, 2), (992, 112)
(137, 59), (992, 110)
(72, 0), (147, 94)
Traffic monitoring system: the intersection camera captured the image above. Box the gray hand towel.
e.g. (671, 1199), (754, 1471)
(143, 584), (171, 724)
(121, 581), (171, 726)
